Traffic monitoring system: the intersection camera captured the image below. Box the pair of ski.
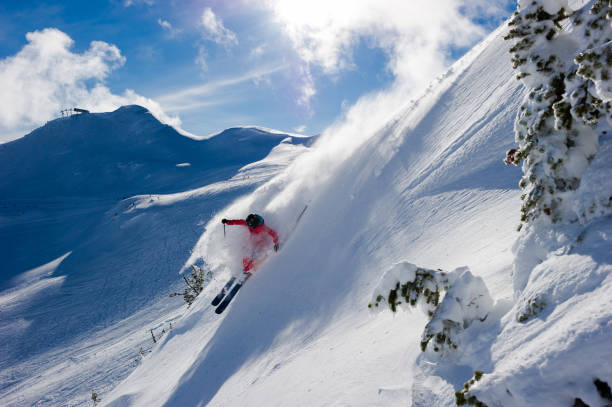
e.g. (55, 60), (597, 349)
(211, 272), (251, 314)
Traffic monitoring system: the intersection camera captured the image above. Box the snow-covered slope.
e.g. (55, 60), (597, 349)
(5, 7), (611, 406)
(0, 109), (311, 406)
(102, 24), (528, 407)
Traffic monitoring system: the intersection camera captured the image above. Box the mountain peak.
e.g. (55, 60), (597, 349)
(0, 105), (310, 199)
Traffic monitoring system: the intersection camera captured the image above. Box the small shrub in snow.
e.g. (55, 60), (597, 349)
(368, 266), (448, 315)
(132, 346), (151, 367)
(370, 262), (493, 358)
(150, 328), (157, 344)
(421, 320), (460, 353)
(170, 265), (212, 307)
(572, 379), (612, 406)
(594, 378), (612, 401)
(572, 398), (589, 407)
(91, 389), (100, 406)
(455, 370), (487, 407)
(517, 296), (547, 322)
(421, 268), (494, 357)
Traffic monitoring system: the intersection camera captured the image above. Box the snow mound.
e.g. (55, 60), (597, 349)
(471, 219), (612, 406)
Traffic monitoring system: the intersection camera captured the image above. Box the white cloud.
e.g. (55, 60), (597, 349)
(249, 44), (267, 59)
(0, 28), (192, 142)
(263, 0), (510, 105)
(294, 124), (306, 133)
(296, 64), (315, 108)
(158, 18), (181, 37)
(157, 18), (172, 31)
(157, 63), (287, 110)
(200, 7), (238, 47)
(195, 45), (208, 71)
(124, 0), (154, 6)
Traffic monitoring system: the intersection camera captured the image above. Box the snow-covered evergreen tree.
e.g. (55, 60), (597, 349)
(505, 0), (611, 227)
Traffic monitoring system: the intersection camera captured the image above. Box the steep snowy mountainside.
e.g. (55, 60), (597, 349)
(0, 105), (308, 199)
(104, 25), (526, 407)
(0, 108), (311, 407)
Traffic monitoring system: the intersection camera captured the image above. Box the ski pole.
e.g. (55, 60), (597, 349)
(295, 205), (308, 227)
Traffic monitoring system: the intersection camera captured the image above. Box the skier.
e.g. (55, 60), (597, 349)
(221, 213), (279, 274)
(213, 209), (304, 314)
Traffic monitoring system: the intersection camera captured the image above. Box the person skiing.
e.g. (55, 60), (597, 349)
(221, 213), (279, 273)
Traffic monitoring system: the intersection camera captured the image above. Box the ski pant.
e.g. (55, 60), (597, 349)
(242, 257), (255, 272)
(242, 248), (268, 273)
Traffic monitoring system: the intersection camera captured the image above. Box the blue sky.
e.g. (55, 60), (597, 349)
(0, 0), (514, 141)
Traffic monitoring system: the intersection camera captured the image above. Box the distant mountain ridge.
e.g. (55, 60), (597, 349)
(0, 105), (310, 199)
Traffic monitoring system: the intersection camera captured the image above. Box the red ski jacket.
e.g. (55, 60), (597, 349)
(226, 219), (279, 250)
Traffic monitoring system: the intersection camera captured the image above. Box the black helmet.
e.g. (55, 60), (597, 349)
(246, 213), (263, 229)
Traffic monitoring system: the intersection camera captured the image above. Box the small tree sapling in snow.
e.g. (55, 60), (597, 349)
(572, 398), (589, 407)
(132, 346), (151, 367)
(594, 378), (612, 401)
(91, 389), (101, 406)
(169, 264), (212, 307)
(572, 379), (612, 406)
(369, 262), (494, 359)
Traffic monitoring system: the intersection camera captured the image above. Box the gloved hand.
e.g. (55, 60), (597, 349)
(274, 243), (279, 252)
(221, 218), (227, 224)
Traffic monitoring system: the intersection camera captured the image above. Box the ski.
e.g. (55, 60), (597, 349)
(214, 273), (251, 314)
(211, 277), (236, 306)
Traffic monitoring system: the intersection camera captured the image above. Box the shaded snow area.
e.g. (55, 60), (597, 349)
(3, 8), (611, 407)
(0, 106), (312, 406)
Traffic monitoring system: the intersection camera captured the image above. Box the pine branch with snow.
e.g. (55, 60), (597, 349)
(420, 268), (494, 358)
(368, 262), (449, 316)
(370, 263), (494, 359)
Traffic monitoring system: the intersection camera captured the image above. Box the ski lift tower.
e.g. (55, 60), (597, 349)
(59, 108), (90, 118)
